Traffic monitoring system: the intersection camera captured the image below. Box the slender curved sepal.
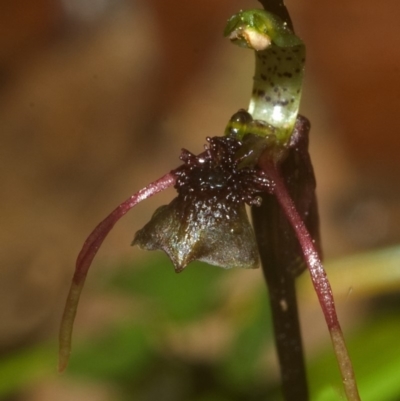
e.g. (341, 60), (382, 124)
(58, 172), (176, 372)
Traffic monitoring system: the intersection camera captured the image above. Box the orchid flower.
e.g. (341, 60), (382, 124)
(59, 5), (361, 401)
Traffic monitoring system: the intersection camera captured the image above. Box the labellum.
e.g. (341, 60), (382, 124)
(133, 136), (272, 272)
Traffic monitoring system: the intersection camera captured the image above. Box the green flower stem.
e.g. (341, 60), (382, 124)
(259, 156), (361, 401)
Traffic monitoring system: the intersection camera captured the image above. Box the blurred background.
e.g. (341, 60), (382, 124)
(1, 0), (400, 400)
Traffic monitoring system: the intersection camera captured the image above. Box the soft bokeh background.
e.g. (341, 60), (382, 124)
(1, 1), (400, 400)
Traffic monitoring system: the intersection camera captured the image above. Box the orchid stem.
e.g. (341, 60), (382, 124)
(260, 158), (361, 401)
(252, 193), (308, 401)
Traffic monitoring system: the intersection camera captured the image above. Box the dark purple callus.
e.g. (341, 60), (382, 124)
(132, 136), (272, 272)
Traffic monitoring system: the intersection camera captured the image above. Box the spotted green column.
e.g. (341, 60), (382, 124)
(224, 10), (305, 145)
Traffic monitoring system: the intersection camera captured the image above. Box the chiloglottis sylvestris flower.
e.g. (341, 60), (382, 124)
(59, 4), (362, 398)
(58, 123), (276, 372)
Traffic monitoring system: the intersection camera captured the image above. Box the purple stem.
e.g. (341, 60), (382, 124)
(259, 157), (361, 401)
(58, 171), (176, 372)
